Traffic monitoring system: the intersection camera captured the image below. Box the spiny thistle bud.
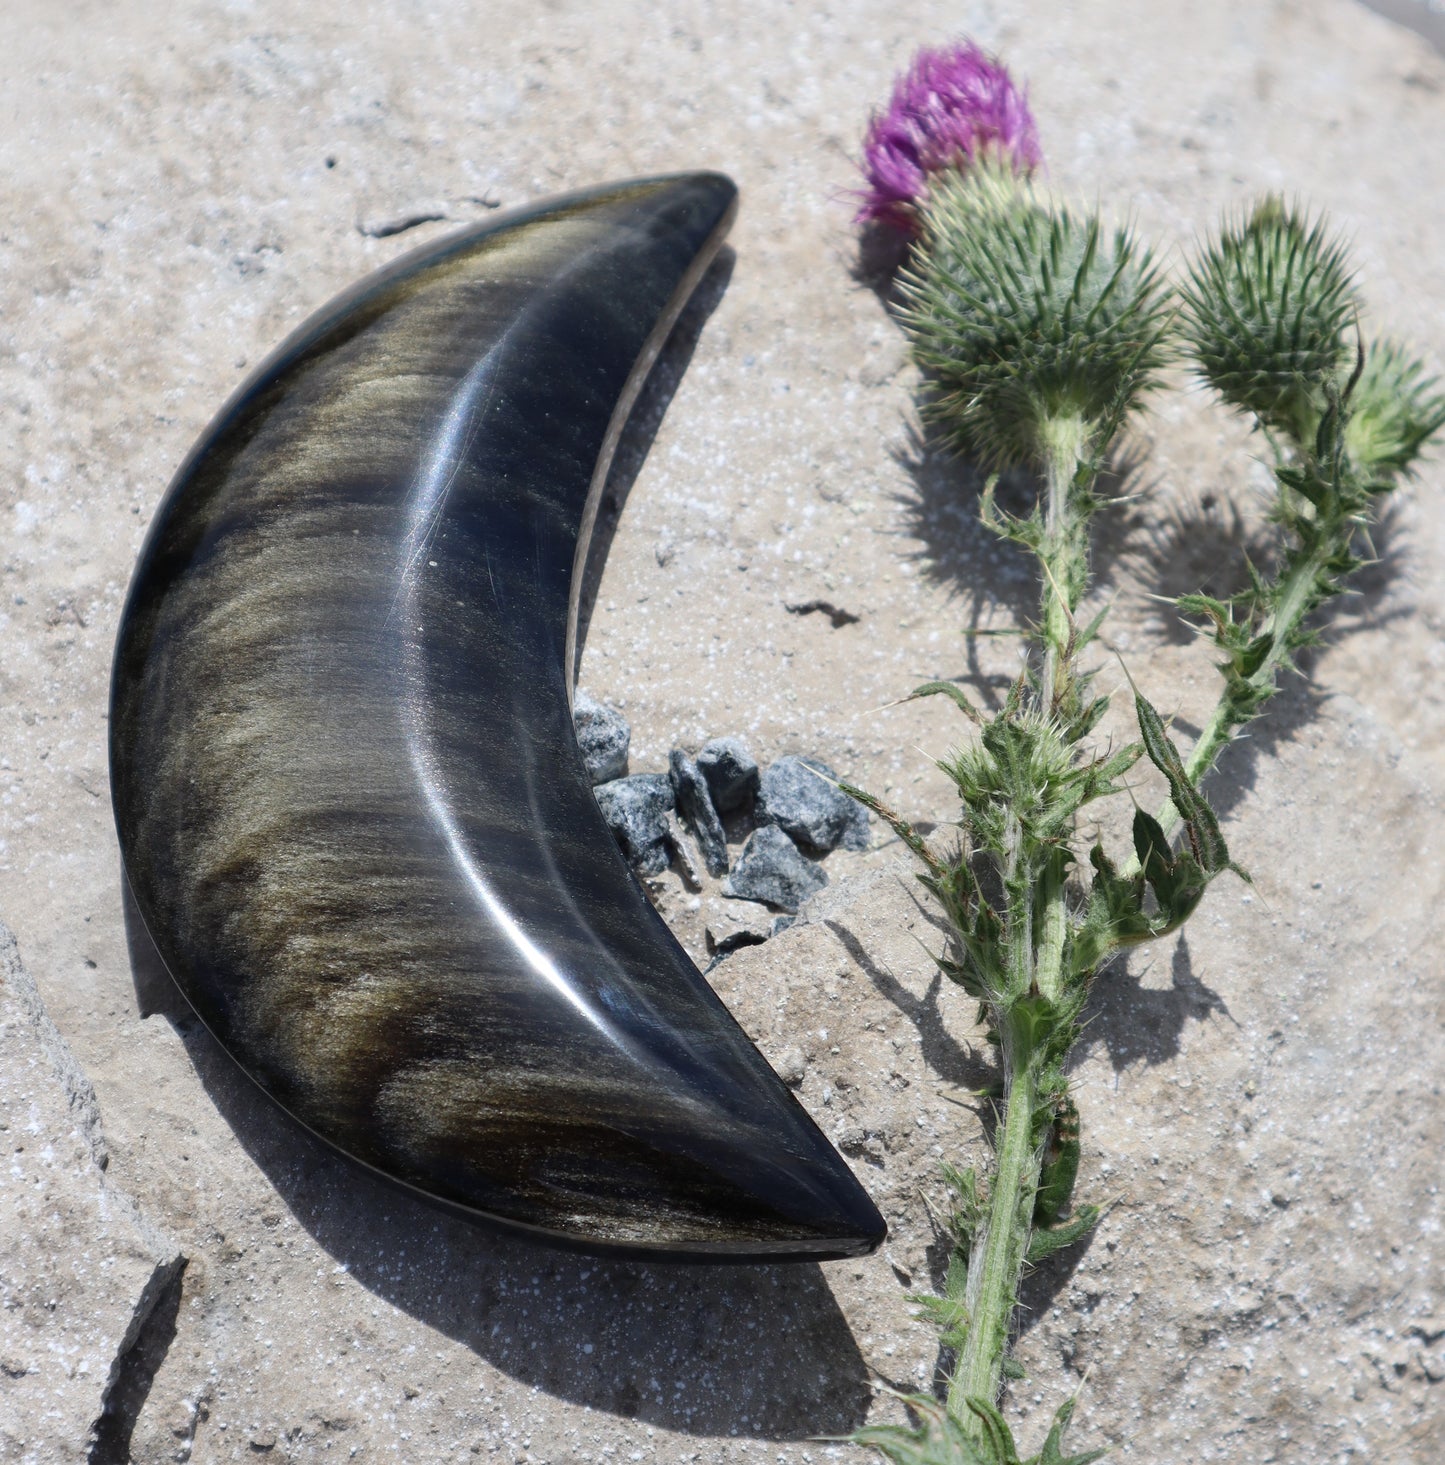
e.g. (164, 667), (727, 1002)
(1344, 339), (1445, 479)
(857, 40), (1042, 237)
(897, 168), (1172, 468)
(1182, 197), (1360, 446)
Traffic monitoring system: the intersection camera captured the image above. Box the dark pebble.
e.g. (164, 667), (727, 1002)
(669, 749), (728, 876)
(593, 773), (674, 875)
(573, 690), (630, 785)
(755, 756), (869, 855)
(696, 737), (759, 813)
(723, 825), (828, 913)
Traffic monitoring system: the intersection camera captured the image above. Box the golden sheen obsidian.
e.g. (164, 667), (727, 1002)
(109, 174), (885, 1261)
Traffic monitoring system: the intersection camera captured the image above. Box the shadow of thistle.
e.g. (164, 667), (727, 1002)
(1081, 932), (1237, 1076)
(824, 913), (996, 1100)
(891, 424), (1151, 716)
(850, 219), (912, 305)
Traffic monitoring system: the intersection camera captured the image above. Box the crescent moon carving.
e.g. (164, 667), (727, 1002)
(110, 173), (886, 1260)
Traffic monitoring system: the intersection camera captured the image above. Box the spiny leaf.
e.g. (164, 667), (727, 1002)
(1071, 843), (1152, 972)
(1133, 691), (1234, 875)
(852, 1392), (1011, 1465)
(912, 1292), (972, 1352)
(1034, 1095), (1082, 1226)
(1174, 592), (1232, 632)
(909, 679), (985, 724)
(1132, 807), (1208, 930)
(1031, 1397), (1110, 1465)
(1026, 1205), (1101, 1264)
(965, 1397), (1025, 1464)
(841, 780), (946, 878)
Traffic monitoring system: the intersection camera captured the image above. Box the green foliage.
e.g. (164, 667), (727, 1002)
(1033, 1096), (1081, 1226)
(1132, 691), (1240, 881)
(853, 1393), (1107, 1465)
(851, 175), (1441, 1465)
(1344, 338), (1445, 478)
(1181, 196), (1360, 445)
(898, 165), (1172, 469)
(1026, 1206), (1100, 1265)
(1175, 305), (1444, 776)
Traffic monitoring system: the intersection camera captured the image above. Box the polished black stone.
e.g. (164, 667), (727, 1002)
(109, 174), (885, 1260)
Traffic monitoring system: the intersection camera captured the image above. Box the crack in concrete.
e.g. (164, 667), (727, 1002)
(88, 1257), (189, 1465)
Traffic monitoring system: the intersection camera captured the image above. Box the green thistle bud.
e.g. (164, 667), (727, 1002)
(897, 165), (1172, 468)
(1182, 196), (1360, 446)
(1344, 339), (1445, 479)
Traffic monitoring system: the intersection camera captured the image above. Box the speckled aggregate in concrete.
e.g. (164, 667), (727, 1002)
(2, 1), (1443, 1461)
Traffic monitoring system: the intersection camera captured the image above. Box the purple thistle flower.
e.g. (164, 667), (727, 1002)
(857, 41), (1042, 235)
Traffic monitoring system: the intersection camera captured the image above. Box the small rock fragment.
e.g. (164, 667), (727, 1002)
(593, 774), (674, 875)
(669, 749), (728, 875)
(696, 737), (760, 813)
(662, 810), (702, 890)
(573, 689), (630, 784)
(704, 902), (774, 957)
(772, 1045), (807, 1087)
(755, 756), (869, 854)
(723, 825), (828, 912)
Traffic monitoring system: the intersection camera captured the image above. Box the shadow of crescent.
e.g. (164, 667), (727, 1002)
(109, 173), (886, 1261)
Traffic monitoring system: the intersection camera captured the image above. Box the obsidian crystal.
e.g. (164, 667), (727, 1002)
(110, 174), (885, 1261)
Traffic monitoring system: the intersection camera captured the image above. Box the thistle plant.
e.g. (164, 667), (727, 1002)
(842, 42), (1445, 1465)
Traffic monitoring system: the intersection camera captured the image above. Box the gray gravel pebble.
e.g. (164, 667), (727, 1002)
(593, 773), (673, 875)
(696, 737), (759, 813)
(723, 825), (828, 912)
(662, 810), (702, 890)
(755, 756), (869, 855)
(669, 749), (728, 876)
(573, 689), (630, 785)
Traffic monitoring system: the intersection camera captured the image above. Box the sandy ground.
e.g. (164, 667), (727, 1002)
(2, 1), (1443, 1461)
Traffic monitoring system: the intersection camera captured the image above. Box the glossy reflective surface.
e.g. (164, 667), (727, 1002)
(110, 174), (885, 1260)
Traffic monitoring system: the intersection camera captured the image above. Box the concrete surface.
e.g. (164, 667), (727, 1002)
(1, 1), (1443, 1460)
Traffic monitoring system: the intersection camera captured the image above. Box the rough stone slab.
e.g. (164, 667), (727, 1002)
(0, 922), (182, 1464)
(0, 1), (1443, 1461)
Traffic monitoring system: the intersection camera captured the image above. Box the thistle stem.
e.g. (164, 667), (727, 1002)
(940, 421), (1096, 1433)
(1144, 532), (1337, 855)
(1037, 414), (1090, 706)
(948, 1050), (1043, 1421)
(948, 863), (1071, 1433)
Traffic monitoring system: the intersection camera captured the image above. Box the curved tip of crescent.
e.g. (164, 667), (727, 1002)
(666, 1106), (889, 1263)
